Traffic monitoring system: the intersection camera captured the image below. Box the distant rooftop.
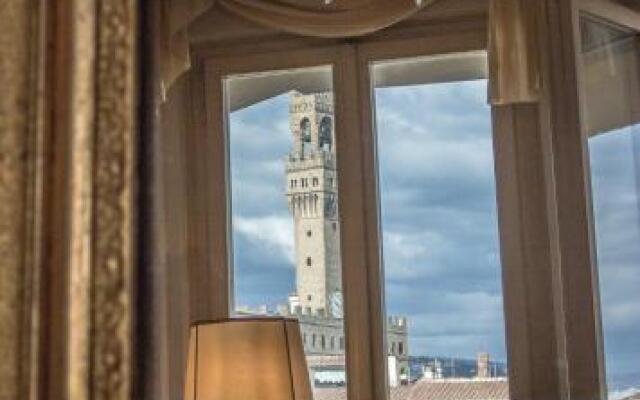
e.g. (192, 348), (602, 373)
(313, 378), (509, 400)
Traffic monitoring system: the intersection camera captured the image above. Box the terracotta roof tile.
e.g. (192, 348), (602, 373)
(313, 378), (509, 400)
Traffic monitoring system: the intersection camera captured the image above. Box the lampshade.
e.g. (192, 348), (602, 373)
(184, 318), (312, 400)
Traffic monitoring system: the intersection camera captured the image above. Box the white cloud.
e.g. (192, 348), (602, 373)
(234, 216), (295, 265)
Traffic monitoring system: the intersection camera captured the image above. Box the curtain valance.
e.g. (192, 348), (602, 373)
(160, 0), (429, 94)
(161, 0), (541, 105)
(218, 0), (432, 38)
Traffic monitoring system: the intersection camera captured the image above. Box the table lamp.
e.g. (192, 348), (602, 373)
(184, 317), (313, 400)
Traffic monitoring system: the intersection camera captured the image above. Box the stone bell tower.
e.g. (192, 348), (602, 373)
(285, 91), (342, 318)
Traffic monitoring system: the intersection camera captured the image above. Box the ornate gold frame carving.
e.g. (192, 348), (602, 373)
(91, 0), (136, 398)
(1, 0), (137, 398)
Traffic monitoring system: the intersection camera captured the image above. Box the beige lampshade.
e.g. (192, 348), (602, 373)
(184, 318), (312, 400)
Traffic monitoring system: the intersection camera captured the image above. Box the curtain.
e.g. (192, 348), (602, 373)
(161, 0), (430, 93)
(218, 0), (432, 38)
(161, 0), (213, 98)
(162, 0), (542, 105)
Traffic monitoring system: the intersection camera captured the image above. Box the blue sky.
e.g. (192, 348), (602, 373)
(374, 80), (506, 362)
(589, 127), (640, 388)
(227, 77), (640, 388)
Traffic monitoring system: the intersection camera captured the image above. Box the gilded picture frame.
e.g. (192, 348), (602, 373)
(0, 0), (137, 398)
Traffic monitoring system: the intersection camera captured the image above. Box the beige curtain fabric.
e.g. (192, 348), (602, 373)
(218, 0), (432, 38)
(162, 0), (542, 105)
(161, 0), (214, 98)
(161, 0), (430, 93)
(488, 0), (541, 104)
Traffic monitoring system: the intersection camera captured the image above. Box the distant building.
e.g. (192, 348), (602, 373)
(312, 378), (509, 400)
(286, 91), (408, 387)
(313, 354), (509, 400)
(237, 91), (409, 388)
(236, 92), (511, 399)
(476, 352), (490, 378)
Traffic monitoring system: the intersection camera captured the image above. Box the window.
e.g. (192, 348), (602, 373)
(205, 34), (534, 400)
(372, 52), (509, 388)
(581, 17), (640, 399)
(226, 65), (347, 393)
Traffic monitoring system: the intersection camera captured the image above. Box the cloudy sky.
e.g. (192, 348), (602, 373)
(374, 80), (506, 362)
(228, 75), (639, 388)
(589, 128), (640, 389)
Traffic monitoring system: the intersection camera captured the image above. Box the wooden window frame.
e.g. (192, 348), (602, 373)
(185, 3), (640, 399)
(197, 44), (383, 399)
(572, 1), (640, 398)
(354, 24), (488, 400)
(191, 20), (495, 400)
(520, 1), (640, 399)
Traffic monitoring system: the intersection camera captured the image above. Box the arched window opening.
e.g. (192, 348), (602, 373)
(319, 116), (332, 151)
(300, 117), (313, 156)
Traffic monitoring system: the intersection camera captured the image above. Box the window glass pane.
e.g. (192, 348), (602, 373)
(226, 66), (348, 398)
(371, 52), (510, 399)
(581, 17), (640, 399)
